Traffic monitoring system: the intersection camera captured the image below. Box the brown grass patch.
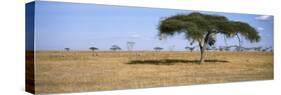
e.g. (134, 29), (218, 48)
(32, 51), (273, 93)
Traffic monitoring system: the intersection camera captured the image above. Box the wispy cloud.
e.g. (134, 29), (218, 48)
(257, 27), (264, 31)
(233, 19), (242, 22)
(255, 15), (272, 21)
(129, 34), (141, 39)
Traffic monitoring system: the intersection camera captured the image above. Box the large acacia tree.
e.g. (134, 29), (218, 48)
(158, 12), (260, 64)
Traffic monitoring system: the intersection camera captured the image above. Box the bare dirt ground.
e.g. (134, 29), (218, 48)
(32, 51), (273, 93)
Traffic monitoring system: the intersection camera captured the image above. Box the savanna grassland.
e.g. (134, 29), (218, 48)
(33, 51), (273, 93)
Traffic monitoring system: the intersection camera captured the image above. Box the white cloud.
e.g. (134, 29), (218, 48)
(255, 15), (271, 21)
(257, 27), (264, 31)
(129, 34), (141, 39)
(233, 19), (242, 22)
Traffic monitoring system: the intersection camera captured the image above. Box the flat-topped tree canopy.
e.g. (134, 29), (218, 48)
(154, 47), (163, 50)
(158, 12), (260, 42)
(110, 45), (122, 51)
(158, 12), (260, 64)
(89, 47), (98, 51)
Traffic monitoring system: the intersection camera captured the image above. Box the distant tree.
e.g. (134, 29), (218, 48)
(110, 45), (121, 51)
(64, 48), (70, 52)
(254, 46), (262, 51)
(127, 41), (135, 51)
(212, 47), (218, 51)
(225, 46), (231, 51)
(262, 47), (272, 52)
(235, 46), (243, 51)
(89, 47), (98, 51)
(158, 12), (260, 64)
(89, 47), (98, 56)
(206, 47), (212, 51)
(185, 46), (195, 52)
(242, 47), (260, 51)
(154, 47), (163, 52)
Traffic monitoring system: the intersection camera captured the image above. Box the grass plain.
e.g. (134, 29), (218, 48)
(32, 51), (273, 93)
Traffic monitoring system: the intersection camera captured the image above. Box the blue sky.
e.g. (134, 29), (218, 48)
(34, 1), (273, 51)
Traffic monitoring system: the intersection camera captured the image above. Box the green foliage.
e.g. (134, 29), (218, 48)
(158, 12), (261, 63)
(232, 21), (260, 42)
(158, 12), (260, 44)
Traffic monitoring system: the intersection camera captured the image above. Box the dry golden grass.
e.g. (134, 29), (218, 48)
(33, 51), (273, 93)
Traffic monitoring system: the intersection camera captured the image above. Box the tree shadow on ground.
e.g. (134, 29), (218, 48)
(127, 59), (229, 65)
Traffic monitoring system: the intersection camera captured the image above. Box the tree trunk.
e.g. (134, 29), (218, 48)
(199, 44), (206, 64)
(236, 33), (241, 52)
(92, 50), (98, 56)
(199, 32), (211, 64)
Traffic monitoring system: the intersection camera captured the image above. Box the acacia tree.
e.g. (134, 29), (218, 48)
(89, 47), (98, 56)
(127, 41), (135, 51)
(110, 45), (121, 51)
(154, 47), (163, 52)
(158, 12), (260, 64)
(64, 48), (70, 52)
